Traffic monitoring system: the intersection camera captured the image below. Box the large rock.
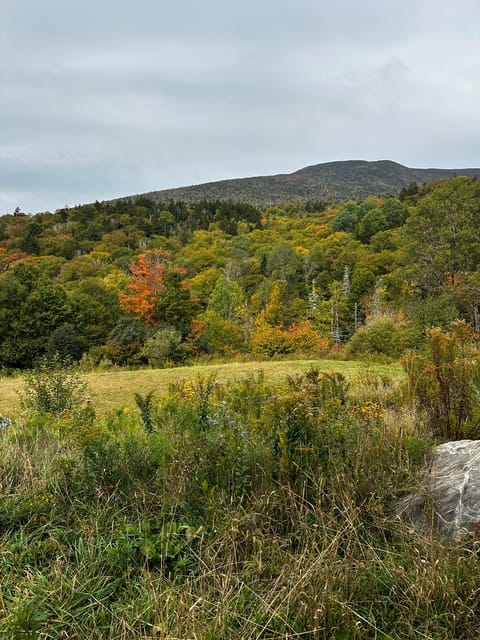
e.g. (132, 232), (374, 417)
(399, 439), (480, 539)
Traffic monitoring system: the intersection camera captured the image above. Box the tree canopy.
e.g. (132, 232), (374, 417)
(0, 176), (479, 368)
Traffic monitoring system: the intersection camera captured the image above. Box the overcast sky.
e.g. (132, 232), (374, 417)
(1, 0), (479, 214)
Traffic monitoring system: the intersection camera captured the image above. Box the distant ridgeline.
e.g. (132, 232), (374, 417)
(131, 160), (480, 207)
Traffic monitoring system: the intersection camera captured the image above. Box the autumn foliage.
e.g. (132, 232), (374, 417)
(1, 176), (480, 368)
(252, 320), (329, 357)
(0, 248), (28, 272)
(119, 251), (189, 324)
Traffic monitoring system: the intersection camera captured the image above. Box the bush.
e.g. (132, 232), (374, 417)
(45, 323), (84, 362)
(251, 321), (329, 357)
(20, 355), (89, 415)
(346, 317), (415, 360)
(106, 316), (147, 365)
(262, 369), (351, 492)
(203, 312), (246, 356)
(284, 320), (330, 355)
(140, 326), (182, 367)
(403, 321), (480, 440)
(134, 391), (156, 433)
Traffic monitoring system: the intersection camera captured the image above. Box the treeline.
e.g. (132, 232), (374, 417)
(0, 176), (479, 369)
(0, 198), (263, 258)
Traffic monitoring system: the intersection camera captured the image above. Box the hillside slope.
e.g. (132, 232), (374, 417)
(135, 160), (479, 206)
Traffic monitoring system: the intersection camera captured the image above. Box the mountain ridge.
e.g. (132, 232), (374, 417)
(130, 160), (479, 207)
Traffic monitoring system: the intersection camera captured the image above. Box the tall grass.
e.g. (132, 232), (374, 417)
(0, 366), (478, 638)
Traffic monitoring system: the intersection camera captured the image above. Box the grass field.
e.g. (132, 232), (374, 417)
(4, 351), (480, 639)
(0, 358), (404, 414)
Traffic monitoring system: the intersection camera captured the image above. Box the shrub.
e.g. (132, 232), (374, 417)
(45, 323), (84, 362)
(403, 321), (480, 440)
(252, 321), (329, 357)
(284, 320), (330, 355)
(140, 326), (182, 367)
(134, 390), (156, 433)
(347, 317), (415, 360)
(203, 312), (246, 356)
(262, 369), (351, 492)
(106, 316), (147, 365)
(251, 323), (290, 357)
(20, 355), (89, 415)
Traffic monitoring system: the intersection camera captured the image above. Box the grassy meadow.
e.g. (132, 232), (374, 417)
(0, 358), (404, 415)
(1, 353), (480, 639)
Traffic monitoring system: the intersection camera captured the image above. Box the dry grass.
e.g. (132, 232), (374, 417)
(0, 358), (404, 415)
(0, 375), (23, 416)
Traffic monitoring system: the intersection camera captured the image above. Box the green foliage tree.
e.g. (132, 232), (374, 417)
(382, 198), (408, 227)
(266, 242), (301, 283)
(410, 293), (459, 345)
(206, 275), (245, 322)
(203, 313), (246, 355)
(141, 327), (182, 367)
(106, 316), (148, 365)
(0, 264), (73, 368)
(358, 208), (388, 242)
(331, 201), (360, 233)
(403, 177), (480, 292)
(399, 181), (418, 201)
(152, 269), (200, 338)
(68, 279), (120, 351)
(203, 275), (247, 355)
(19, 220), (42, 255)
(45, 324), (84, 361)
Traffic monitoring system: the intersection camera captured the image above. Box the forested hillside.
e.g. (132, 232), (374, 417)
(136, 160), (480, 206)
(1, 176), (479, 370)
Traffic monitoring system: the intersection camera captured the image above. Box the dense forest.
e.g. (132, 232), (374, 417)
(1, 175), (479, 370)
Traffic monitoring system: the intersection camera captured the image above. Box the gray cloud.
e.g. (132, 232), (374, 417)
(1, 0), (479, 213)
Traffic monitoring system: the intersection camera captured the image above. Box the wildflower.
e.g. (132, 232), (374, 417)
(181, 383), (196, 399)
(350, 401), (383, 420)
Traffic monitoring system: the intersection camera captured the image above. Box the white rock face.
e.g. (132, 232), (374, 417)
(399, 439), (480, 538)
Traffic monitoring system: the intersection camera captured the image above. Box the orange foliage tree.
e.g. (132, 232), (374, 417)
(119, 251), (173, 323)
(119, 250), (200, 336)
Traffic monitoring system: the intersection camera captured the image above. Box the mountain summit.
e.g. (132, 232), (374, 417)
(135, 160), (479, 206)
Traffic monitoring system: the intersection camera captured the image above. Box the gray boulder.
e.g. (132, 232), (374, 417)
(399, 439), (480, 539)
